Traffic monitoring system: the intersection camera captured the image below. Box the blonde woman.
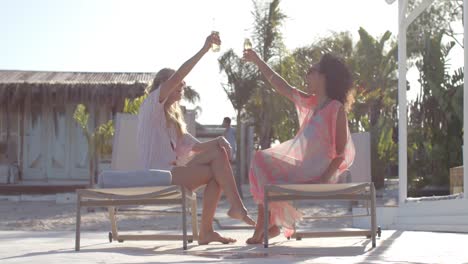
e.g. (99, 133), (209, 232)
(137, 33), (255, 245)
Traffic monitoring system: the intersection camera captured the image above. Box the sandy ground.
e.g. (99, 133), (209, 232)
(0, 179), (399, 233)
(3, 184), (468, 263)
(0, 188), (353, 233)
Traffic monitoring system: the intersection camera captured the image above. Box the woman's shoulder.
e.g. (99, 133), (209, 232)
(141, 89), (164, 110)
(322, 99), (344, 120)
(329, 99), (344, 111)
(138, 91), (166, 125)
(146, 87), (163, 103)
(292, 88), (317, 106)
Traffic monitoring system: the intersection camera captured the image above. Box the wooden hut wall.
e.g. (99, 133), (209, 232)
(0, 101), (20, 165)
(0, 71), (154, 182)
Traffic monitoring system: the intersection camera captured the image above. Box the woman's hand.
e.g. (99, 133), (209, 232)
(202, 32), (221, 53)
(243, 49), (260, 64)
(160, 32), (221, 101)
(217, 136), (232, 159)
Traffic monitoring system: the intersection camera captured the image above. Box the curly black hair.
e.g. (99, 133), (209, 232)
(316, 53), (354, 111)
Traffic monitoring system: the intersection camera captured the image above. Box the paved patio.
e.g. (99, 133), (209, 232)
(1, 229), (468, 263)
(1, 183), (467, 263)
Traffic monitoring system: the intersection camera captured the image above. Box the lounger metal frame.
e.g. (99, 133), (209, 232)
(75, 185), (198, 251)
(263, 182), (377, 248)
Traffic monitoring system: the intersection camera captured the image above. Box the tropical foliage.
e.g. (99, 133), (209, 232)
(405, 0), (464, 195)
(218, 0), (463, 193)
(73, 104), (114, 186)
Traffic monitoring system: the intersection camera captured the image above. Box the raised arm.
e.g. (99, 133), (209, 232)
(243, 49), (309, 102)
(159, 32), (221, 102)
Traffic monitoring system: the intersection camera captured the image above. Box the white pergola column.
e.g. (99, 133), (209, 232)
(397, 0), (435, 204)
(398, 0), (408, 203)
(464, 0), (467, 199)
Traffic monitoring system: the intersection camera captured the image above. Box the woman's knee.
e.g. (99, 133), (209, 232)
(213, 146), (229, 162)
(204, 146), (226, 161)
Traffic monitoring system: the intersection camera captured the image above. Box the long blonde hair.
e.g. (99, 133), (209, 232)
(148, 68), (187, 137)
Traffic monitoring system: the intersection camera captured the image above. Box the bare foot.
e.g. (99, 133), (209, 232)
(198, 231), (237, 245)
(227, 207), (256, 226)
(246, 226), (281, 244)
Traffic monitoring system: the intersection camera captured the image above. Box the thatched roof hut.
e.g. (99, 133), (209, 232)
(0, 70), (157, 185)
(0, 70), (155, 106)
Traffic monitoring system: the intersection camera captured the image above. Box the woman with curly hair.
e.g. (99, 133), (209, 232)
(242, 50), (355, 244)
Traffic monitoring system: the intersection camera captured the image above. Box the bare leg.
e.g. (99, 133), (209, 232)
(172, 165), (236, 244)
(198, 179), (236, 245)
(187, 148), (255, 226)
(246, 204), (281, 244)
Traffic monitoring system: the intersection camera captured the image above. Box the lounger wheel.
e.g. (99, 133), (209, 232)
(367, 227), (382, 238)
(188, 239), (193, 243)
(118, 239), (124, 243)
(108, 232), (113, 243)
(296, 237), (302, 241)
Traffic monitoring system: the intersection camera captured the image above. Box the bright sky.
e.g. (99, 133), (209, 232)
(0, 0), (462, 124)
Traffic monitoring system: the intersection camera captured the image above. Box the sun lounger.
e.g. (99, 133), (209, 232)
(263, 133), (377, 248)
(263, 182), (377, 248)
(75, 185), (198, 250)
(75, 113), (198, 251)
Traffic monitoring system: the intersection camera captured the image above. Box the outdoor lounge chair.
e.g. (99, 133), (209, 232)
(263, 183), (377, 248)
(263, 132), (378, 248)
(75, 113), (198, 251)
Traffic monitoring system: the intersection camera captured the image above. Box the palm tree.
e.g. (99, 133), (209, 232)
(352, 27), (398, 189)
(218, 49), (258, 126)
(251, 0), (287, 149)
(218, 49), (258, 178)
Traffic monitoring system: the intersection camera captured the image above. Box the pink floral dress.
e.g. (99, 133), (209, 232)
(249, 89), (355, 236)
